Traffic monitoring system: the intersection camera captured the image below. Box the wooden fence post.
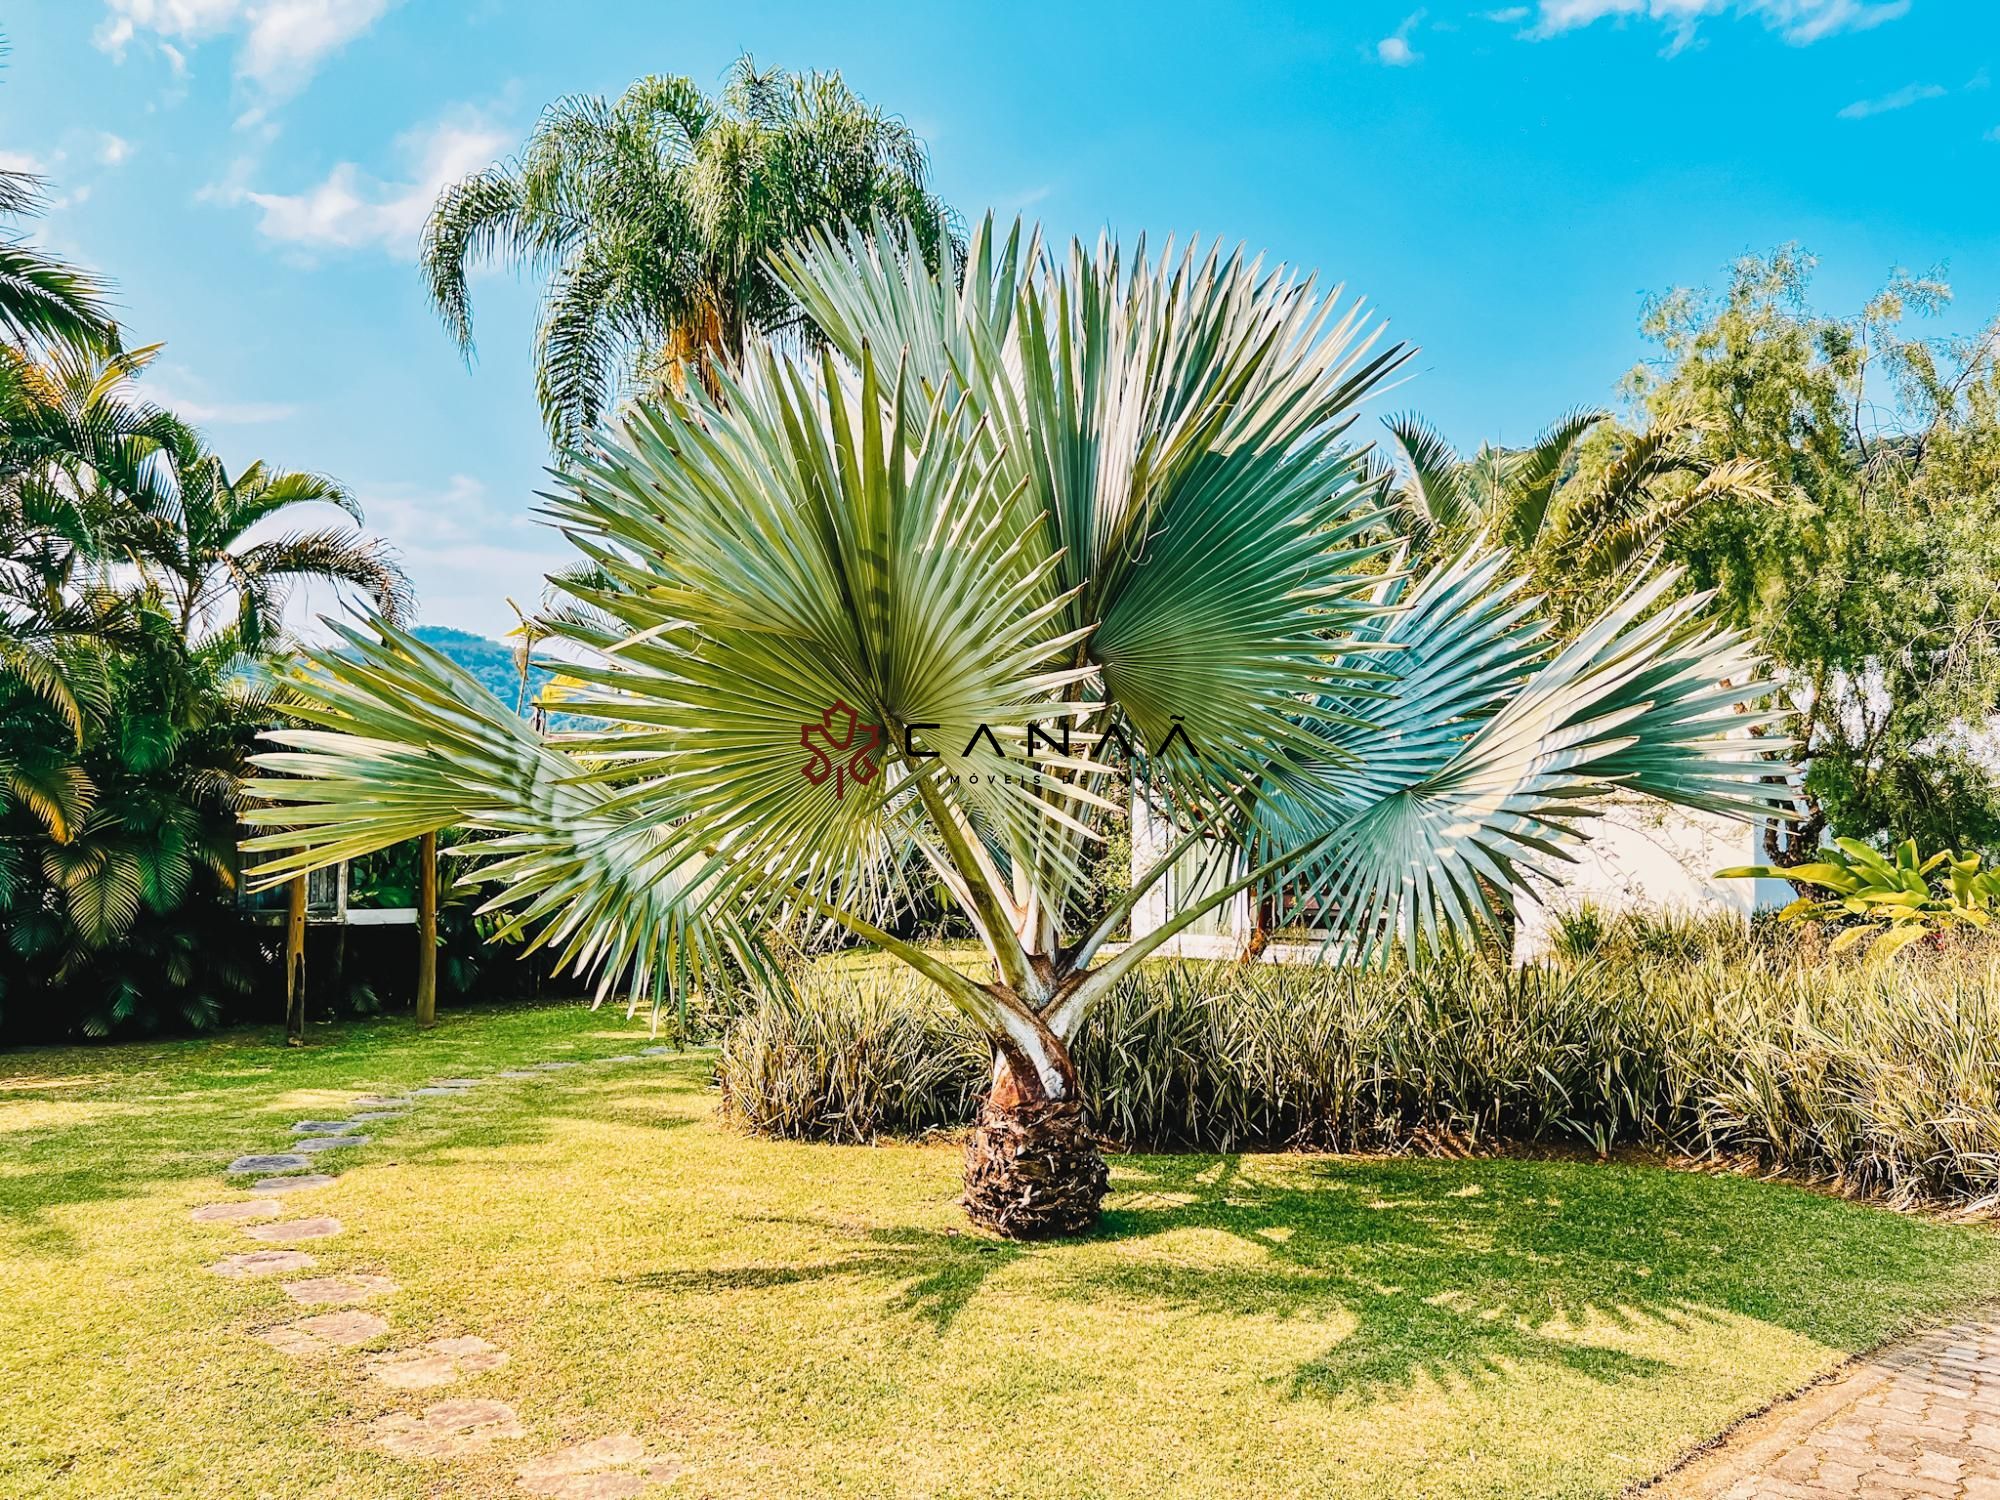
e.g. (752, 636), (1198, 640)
(284, 873), (307, 1046)
(416, 832), (438, 1030)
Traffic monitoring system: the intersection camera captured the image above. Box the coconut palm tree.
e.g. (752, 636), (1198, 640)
(421, 57), (954, 448)
(244, 217), (1790, 1238)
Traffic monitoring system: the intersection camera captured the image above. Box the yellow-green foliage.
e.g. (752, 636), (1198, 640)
(1722, 838), (2000, 961)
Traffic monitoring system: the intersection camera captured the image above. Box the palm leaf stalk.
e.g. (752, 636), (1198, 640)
(243, 215), (1792, 1238)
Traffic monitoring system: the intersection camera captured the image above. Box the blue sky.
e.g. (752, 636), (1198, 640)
(5, 0), (1997, 636)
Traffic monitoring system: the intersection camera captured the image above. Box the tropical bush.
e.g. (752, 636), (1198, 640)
(0, 173), (408, 1041)
(720, 948), (2000, 1209)
(1723, 837), (2000, 961)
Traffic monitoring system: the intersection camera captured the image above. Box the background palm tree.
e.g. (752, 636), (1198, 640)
(111, 423), (412, 655)
(0, 343), (409, 1038)
(246, 217), (1789, 1238)
(0, 162), (118, 356)
(421, 56), (955, 448)
(1383, 408), (1770, 624)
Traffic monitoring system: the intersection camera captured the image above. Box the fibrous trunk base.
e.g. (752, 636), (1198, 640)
(962, 1094), (1109, 1239)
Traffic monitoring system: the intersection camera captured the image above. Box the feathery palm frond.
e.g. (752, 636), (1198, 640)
(420, 60), (956, 448)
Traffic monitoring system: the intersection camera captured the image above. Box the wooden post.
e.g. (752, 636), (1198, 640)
(416, 831), (438, 1030)
(284, 873), (307, 1046)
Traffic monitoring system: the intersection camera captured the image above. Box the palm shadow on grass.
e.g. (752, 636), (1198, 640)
(628, 1150), (2000, 1403)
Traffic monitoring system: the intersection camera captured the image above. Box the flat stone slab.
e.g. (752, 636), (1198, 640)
(367, 1334), (508, 1390)
(429, 1077), (483, 1087)
(293, 1133), (370, 1153)
(533, 1060), (580, 1071)
(290, 1120), (360, 1135)
(368, 1398), (523, 1459)
(521, 1473), (648, 1500)
(496, 1070), (541, 1079)
(517, 1436), (681, 1499)
(411, 1086), (468, 1096)
(227, 1153), (312, 1175)
(251, 1173), (337, 1193)
(192, 1199), (283, 1224)
(258, 1310), (389, 1356)
(243, 1216), (342, 1244)
(638, 1046), (670, 1056)
(601, 1055), (641, 1064)
(209, 1249), (316, 1278)
(348, 1109), (408, 1122)
(348, 1095), (410, 1108)
(282, 1273), (398, 1306)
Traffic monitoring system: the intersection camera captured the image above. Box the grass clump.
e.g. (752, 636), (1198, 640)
(720, 946), (2000, 1207)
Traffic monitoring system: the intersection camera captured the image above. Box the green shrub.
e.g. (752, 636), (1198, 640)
(717, 946), (2000, 1207)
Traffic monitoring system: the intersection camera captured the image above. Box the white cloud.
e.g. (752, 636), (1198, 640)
(139, 364), (297, 424)
(97, 133), (134, 166)
(212, 112), (509, 255)
(96, 0), (395, 100)
(1484, 6), (1531, 19)
(343, 475), (570, 637)
(1529, 0), (1909, 48)
(1377, 9), (1426, 65)
(1837, 82), (1946, 119)
(0, 150), (48, 175)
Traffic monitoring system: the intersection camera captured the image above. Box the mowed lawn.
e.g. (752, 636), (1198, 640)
(7, 1002), (2000, 1499)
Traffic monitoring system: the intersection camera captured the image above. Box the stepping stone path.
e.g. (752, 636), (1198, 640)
(243, 1216), (343, 1244)
(1654, 1316), (2000, 1498)
(259, 1310), (390, 1357)
(294, 1133), (370, 1153)
(228, 1153), (312, 1175)
(209, 1249), (316, 1278)
(283, 1273), (398, 1306)
(253, 1173), (337, 1193)
(368, 1398), (524, 1459)
(193, 1050), (683, 1492)
(366, 1334), (508, 1390)
(517, 1436), (682, 1499)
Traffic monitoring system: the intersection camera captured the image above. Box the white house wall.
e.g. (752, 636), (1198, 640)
(1130, 792), (1793, 963)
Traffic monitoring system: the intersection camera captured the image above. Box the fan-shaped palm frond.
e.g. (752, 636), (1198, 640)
(246, 214), (1793, 1236)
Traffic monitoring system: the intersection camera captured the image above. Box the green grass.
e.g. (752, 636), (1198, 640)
(7, 1000), (2000, 1499)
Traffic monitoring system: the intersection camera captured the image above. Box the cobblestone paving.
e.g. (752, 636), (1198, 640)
(1655, 1319), (2000, 1499)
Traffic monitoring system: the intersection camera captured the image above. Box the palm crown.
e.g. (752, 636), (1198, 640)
(421, 58), (954, 448)
(245, 215), (1789, 1236)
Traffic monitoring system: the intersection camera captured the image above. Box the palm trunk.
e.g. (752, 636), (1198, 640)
(962, 1026), (1108, 1239)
